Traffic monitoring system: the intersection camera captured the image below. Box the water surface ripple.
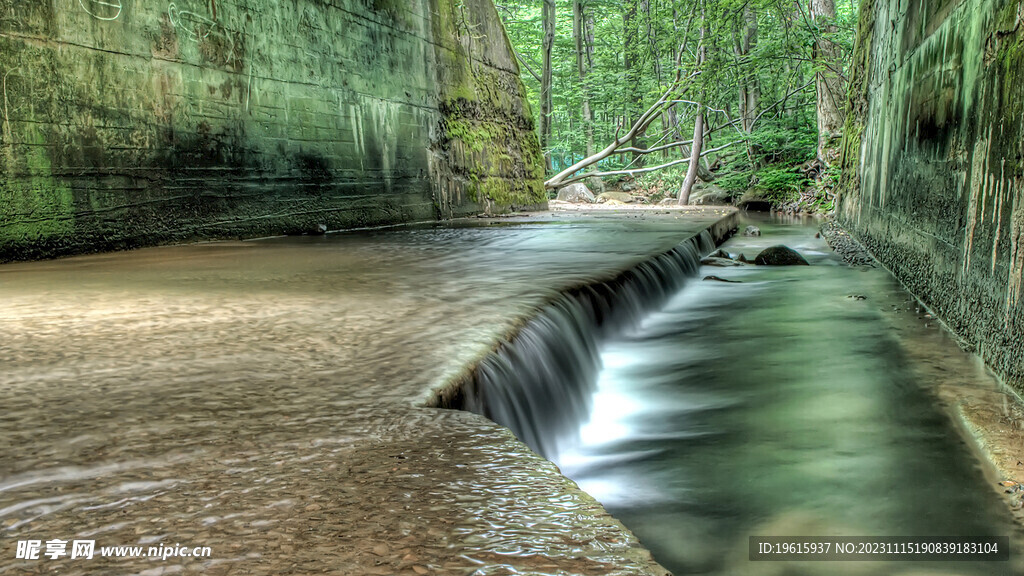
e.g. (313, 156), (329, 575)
(1, 211), (726, 575)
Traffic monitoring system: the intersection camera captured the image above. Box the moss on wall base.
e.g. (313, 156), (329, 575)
(428, 0), (546, 218)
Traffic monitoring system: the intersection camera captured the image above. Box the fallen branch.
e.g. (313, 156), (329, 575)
(554, 140), (743, 188)
(544, 62), (699, 189)
(616, 138), (696, 156)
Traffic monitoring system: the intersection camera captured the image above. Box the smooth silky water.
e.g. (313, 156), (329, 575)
(521, 215), (1020, 576)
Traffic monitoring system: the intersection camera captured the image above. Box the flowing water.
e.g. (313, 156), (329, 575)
(0, 210), (731, 575)
(471, 215), (1023, 576)
(4, 209), (1022, 575)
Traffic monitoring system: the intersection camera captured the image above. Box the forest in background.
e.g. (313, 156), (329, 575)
(493, 0), (858, 210)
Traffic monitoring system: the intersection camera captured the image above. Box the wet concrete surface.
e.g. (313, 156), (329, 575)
(0, 207), (734, 575)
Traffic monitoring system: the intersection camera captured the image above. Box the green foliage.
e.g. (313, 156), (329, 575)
(715, 171), (753, 195)
(754, 167), (810, 195)
(496, 0), (857, 212)
(746, 124), (818, 165)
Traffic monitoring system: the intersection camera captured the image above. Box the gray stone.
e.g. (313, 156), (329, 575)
(597, 192), (634, 204)
(691, 184), (730, 206)
(556, 183), (596, 203)
(743, 226), (762, 237)
(754, 245), (810, 266)
(701, 257), (748, 267)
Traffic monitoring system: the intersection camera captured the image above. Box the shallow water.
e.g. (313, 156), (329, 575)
(550, 215), (1021, 576)
(0, 210), (727, 575)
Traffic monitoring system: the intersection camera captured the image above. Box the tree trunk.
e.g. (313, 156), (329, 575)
(573, 0), (595, 158)
(678, 0), (707, 206)
(811, 0), (846, 165)
(623, 0), (646, 166)
(678, 108), (705, 205)
(736, 3), (760, 134)
(540, 0), (555, 171)
(734, 2), (761, 166)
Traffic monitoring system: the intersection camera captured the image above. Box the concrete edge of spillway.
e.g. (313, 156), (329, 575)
(421, 209), (739, 576)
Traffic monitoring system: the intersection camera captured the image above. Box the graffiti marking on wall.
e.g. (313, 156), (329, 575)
(168, 2), (215, 41)
(79, 0), (123, 21)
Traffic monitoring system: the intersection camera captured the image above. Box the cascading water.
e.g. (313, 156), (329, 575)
(443, 214), (1024, 576)
(438, 230), (716, 458)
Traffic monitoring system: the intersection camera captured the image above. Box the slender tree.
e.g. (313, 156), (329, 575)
(735, 2), (760, 134)
(540, 0), (555, 170)
(678, 0), (707, 206)
(573, 0), (595, 158)
(811, 0), (846, 165)
(623, 0), (646, 166)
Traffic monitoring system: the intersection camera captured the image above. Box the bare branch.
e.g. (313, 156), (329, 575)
(545, 71), (700, 188)
(555, 140), (744, 189)
(616, 138), (696, 156)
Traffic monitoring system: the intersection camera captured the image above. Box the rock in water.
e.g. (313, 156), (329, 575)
(743, 225), (762, 237)
(556, 183), (596, 203)
(701, 257), (748, 267)
(597, 191), (634, 203)
(709, 249), (731, 259)
(754, 245), (810, 266)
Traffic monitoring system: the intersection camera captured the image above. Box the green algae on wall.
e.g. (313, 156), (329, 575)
(428, 0), (546, 218)
(1, 132), (75, 253)
(0, 0), (545, 262)
(840, 0), (1024, 386)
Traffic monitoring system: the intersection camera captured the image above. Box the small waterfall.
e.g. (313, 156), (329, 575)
(433, 231), (716, 459)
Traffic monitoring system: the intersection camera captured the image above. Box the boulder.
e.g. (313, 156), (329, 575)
(556, 183), (596, 203)
(754, 245), (810, 266)
(737, 189), (774, 211)
(587, 177), (607, 195)
(708, 249), (731, 259)
(597, 192), (634, 203)
(743, 225), (761, 237)
(691, 184), (731, 206)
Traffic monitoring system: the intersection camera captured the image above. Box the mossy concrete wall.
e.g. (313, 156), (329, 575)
(840, 0), (1024, 386)
(0, 0), (545, 261)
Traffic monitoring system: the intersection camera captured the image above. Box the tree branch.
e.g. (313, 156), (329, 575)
(555, 140), (743, 189)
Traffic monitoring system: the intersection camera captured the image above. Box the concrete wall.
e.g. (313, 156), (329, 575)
(840, 0), (1024, 386)
(0, 0), (545, 261)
